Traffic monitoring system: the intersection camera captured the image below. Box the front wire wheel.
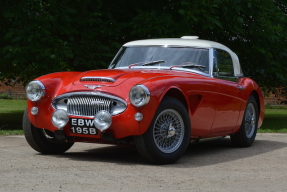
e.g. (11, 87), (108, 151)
(230, 95), (258, 147)
(135, 97), (191, 164)
(153, 109), (185, 153)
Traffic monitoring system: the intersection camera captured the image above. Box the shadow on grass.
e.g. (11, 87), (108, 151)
(0, 111), (24, 130)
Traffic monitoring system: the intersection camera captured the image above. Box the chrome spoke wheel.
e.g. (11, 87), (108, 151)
(153, 109), (184, 153)
(230, 95), (258, 147)
(134, 97), (190, 164)
(244, 103), (256, 138)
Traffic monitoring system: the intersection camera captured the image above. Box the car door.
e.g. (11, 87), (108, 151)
(210, 49), (243, 133)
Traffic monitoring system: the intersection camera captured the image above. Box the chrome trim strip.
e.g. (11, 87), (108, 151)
(53, 92), (126, 103)
(80, 77), (115, 82)
(115, 66), (211, 77)
(215, 76), (239, 83)
(170, 67), (211, 77)
(209, 48), (214, 77)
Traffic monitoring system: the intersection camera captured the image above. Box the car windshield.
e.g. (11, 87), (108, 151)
(109, 47), (209, 73)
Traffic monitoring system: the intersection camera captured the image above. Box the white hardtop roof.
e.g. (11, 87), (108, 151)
(124, 37), (229, 51)
(123, 37), (243, 77)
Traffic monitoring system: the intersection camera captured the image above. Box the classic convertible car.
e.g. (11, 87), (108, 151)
(23, 36), (264, 164)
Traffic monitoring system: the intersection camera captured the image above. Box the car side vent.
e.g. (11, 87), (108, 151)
(80, 77), (115, 82)
(189, 94), (202, 115)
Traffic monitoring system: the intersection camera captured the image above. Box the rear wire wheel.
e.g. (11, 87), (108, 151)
(230, 95), (258, 147)
(23, 108), (74, 154)
(135, 97), (191, 164)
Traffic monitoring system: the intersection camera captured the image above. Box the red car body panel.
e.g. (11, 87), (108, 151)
(27, 68), (265, 141)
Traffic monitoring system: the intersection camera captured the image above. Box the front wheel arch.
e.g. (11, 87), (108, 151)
(23, 108), (74, 154)
(164, 88), (188, 111)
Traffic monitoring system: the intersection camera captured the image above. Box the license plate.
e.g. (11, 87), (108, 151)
(70, 118), (98, 135)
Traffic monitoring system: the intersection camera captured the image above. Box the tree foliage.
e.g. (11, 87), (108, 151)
(0, 0), (121, 84)
(1, 0), (287, 102)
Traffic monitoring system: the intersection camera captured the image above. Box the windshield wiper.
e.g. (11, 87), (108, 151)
(170, 62), (206, 71)
(128, 60), (165, 68)
(142, 60), (165, 66)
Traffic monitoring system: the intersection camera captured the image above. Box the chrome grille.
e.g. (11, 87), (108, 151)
(67, 95), (111, 116)
(52, 92), (127, 117)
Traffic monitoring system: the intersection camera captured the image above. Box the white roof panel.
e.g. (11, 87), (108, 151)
(124, 38), (227, 50)
(123, 37), (242, 77)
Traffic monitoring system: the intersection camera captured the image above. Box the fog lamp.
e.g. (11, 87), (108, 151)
(52, 109), (69, 129)
(94, 110), (112, 132)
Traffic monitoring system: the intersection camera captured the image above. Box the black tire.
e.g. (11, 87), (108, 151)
(23, 108), (74, 154)
(135, 97), (191, 164)
(230, 95), (258, 147)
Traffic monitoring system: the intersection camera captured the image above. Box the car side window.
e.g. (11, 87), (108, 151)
(213, 49), (234, 77)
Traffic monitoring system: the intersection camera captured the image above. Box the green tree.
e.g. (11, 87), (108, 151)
(1, 0), (287, 103)
(179, 0), (287, 91)
(0, 0), (121, 84)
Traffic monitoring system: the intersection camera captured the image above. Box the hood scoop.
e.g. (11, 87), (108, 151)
(80, 77), (115, 83)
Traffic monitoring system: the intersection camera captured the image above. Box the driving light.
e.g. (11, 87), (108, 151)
(94, 110), (112, 132)
(129, 85), (150, 107)
(52, 109), (69, 129)
(26, 80), (45, 101)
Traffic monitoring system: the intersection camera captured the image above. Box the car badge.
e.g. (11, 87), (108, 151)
(84, 85), (102, 89)
(91, 101), (105, 105)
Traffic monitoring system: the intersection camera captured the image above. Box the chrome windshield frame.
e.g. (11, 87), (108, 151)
(115, 66), (211, 77)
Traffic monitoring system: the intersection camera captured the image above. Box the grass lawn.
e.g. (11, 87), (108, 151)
(258, 109), (287, 133)
(0, 99), (26, 135)
(0, 99), (286, 135)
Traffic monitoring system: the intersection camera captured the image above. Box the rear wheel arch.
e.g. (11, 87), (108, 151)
(250, 90), (261, 121)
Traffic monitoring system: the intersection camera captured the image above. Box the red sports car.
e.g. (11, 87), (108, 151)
(23, 36), (265, 164)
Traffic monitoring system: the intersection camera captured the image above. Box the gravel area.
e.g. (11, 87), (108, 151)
(1, 133), (287, 192)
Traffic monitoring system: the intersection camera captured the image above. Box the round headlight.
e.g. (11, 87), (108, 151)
(94, 110), (112, 132)
(26, 80), (45, 101)
(129, 85), (150, 107)
(52, 109), (69, 129)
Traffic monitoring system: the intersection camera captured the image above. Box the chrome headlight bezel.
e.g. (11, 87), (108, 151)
(129, 85), (150, 107)
(26, 80), (45, 101)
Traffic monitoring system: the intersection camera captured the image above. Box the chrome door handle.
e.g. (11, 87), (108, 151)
(237, 86), (244, 90)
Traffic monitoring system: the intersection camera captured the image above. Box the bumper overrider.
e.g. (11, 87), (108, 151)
(26, 81), (151, 141)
